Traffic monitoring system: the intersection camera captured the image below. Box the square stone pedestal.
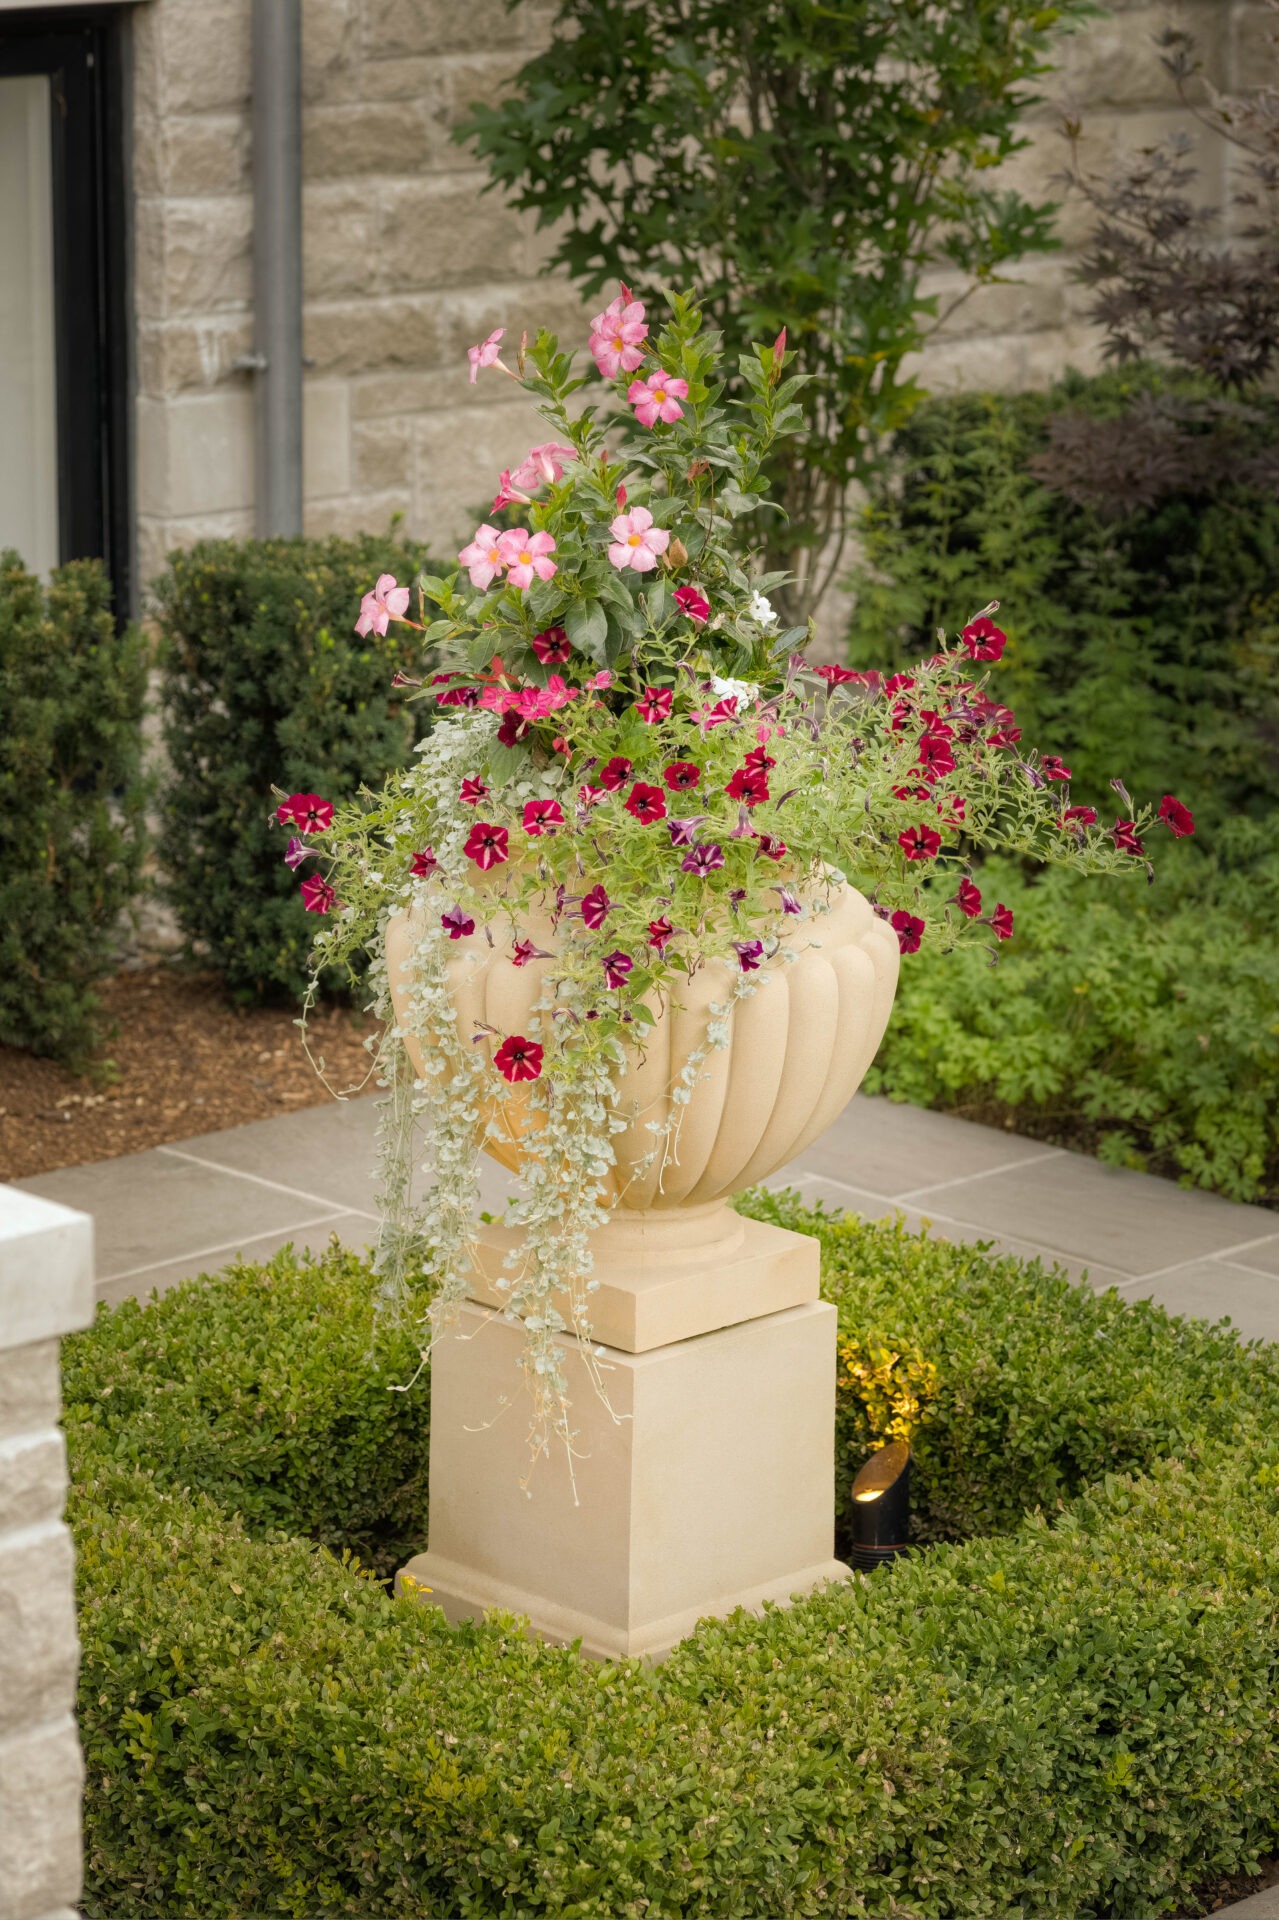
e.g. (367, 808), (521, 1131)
(398, 1258), (849, 1660)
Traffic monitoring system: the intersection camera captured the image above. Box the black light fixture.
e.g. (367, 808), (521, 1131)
(849, 1438), (912, 1572)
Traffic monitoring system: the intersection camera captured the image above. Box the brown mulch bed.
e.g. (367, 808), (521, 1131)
(0, 968), (378, 1182)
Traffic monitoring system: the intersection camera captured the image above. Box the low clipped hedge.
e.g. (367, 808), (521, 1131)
(68, 1206), (1279, 1918)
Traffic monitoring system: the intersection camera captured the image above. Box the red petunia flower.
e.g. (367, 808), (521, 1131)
(743, 745), (776, 773)
(410, 848), (439, 879)
(680, 841), (724, 877)
(663, 761), (701, 791)
(278, 792), (334, 832)
(441, 905), (475, 939)
(726, 765), (770, 807)
(986, 720), (1021, 750)
(511, 937), (550, 968)
(1159, 794), (1195, 837)
(1060, 805), (1097, 830)
(1040, 755), (1072, 783)
(990, 903), (1015, 941)
(602, 949), (633, 989)
(464, 821), (510, 869)
(891, 909), (925, 954)
(578, 783), (606, 807)
(624, 781), (668, 824)
(898, 823), (942, 861)
(494, 1034), (544, 1083)
(530, 625), (572, 665)
(459, 777), (489, 806)
(755, 833), (787, 861)
(733, 940), (765, 972)
(523, 798), (565, 836)
(674, 585), (710, 624)
(883, 673), (916, 697)
(700, 699), (739, 728)
(916, 733), (956, 782)
(937, 794), (967, 827)
(599, 756), (633, 791)
(496, 710), (531, 747)
(300, 874), (336, 913)
(960, 617), (1007, 662)
(956, 877), (982, 919)
(581, 884), (612, 929)
(432, 674), (481, 708)
(892, 783), (931, 802)
(636, 686), (673, 724)
(647, 917), (675, 951)
(814, 664), (860, 686)
(1112, 818), (1145, 856)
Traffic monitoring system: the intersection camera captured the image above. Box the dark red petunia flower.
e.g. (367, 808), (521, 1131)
(494, 1034), (544, 1082)
(701, 699), (739, 728)
(581, 884), (612, 929)
(464, 821), (510, 869)
(1040, 755), (1072, 783)
(892, 783), (931, 802)
(511, 937), (549, 967)
(497, 710), (531, 747)
(755, 833), (787, 861)
(410, 847), (440, 878)
(663, 761), (701, 791)
(668, 813), (708, 848)
(937, 795), (967, 826)
(647, 917), (675, 951)
(773, 886), (802, 915)
(891, 909), (925, 954)
(1158, 794), (1195, 837)
(459, 777), (489, 806)
(578, 783), (606, 807)
(599, 756), (633, 791)
(960, 617), (1007, 662)
(990, 903), (1015, 941)
(1060, 805), (1097, 830)
(602, 949), (633, 989)
(956, 877), (982, 919)
(530, 625), (572, 665)
(624, 781), (668, 824)
(636, 687), (673, 724)
(986, 720), (1021, 750)
(814, 664), (860, 686)
(300, 874), (336, 913)
(441, 905), (475, 939)
(278, 792), (334, 832)
(916, 733), (956, 781)
(432, 674), (481, 708)
(674, 585), (710, 624)
(743, 745), (776, 773)
(726, 765), (770, 807)
(898, 823), (942, 861)
(523, 798), (565, 836)
(733, 940), (765, 972)
(883, 673), (916, 697)
(1112, 818), (1145, 856)
(680, 841), (725, 877)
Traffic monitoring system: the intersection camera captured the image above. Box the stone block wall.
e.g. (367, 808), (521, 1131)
(131, 0), (1257, 594)
(0, 1190), (94, 1920)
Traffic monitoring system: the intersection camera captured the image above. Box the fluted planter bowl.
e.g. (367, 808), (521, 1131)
(385, 876), (899, 1256)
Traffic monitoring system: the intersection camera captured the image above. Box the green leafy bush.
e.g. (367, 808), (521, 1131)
(855, 827), (1279, 1205)
(156, 533), (437, 1002)
(0, 552), (147, 1064)
(846, 368), (1279, 827)
(70, 1214), (1279, 1916)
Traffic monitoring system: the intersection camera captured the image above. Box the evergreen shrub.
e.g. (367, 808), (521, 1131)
(155, 533), (436, 1002)
(68, 1210), (1279, 1917)
(0, 552), (147, 1064)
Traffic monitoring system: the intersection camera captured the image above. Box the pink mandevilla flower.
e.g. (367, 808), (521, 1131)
(464, 822), (510, 870)
(636, 687), (673, 724)
(608, 506), (670, 573)
(355, 574), (410, 638)
(510, 443), (578, 492)
(277, 792), (333, 832)
(491, 470), (531, 513)
(589, 294), (648, 378)
(602, 950), (633, 990)
(891, 910), (925, 955)
(497, 528), (557, 590)
(627, 369), (689, 427)
(674, 585), (710, 625)
(467, 327), (504, 383)
(300, 875), (336, 913)
(523, 798), (565, 836)
(494, 1035), (544, 1083)
(458, 525), (506, 590)
(581, 884), (611, 929)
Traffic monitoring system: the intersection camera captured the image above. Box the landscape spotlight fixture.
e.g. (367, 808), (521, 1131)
(849, 1438), (912, 1572)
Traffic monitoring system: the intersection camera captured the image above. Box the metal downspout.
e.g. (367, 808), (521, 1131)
(249, 0), (302, 536)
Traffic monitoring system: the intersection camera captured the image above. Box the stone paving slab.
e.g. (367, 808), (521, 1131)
(12, 1093), (1278, 1342)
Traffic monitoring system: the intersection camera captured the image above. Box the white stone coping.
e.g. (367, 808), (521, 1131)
(0, 1188), (94, 1351)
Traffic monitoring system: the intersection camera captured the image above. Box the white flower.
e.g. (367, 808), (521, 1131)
(749, 589), (778, 629)
(710, 674), (758, 712)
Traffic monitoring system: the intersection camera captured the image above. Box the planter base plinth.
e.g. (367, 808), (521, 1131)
(396, 1290), (848, 1662)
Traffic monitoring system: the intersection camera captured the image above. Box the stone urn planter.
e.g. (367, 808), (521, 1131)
(389, 877), (899, 1660)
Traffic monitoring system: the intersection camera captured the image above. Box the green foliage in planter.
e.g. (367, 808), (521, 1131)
(742, 1191), (1279, 1539)
(0, 552), (147, 1064)
(845, 368), (1279, 828)
(155, 533), (437, 1002)
(64, 1240), (430, 1573)
(848, 827), (1279, 1206)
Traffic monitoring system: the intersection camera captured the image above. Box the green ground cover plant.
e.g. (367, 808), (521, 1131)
(156, 533), (437, 1003)
(0, 552), (147, 1065)
(68, 1208), (1279, 1918)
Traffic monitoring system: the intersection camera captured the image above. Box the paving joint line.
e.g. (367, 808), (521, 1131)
(96, 1212), (359, 1287)
(157, 1145), (381, 1221)
(893, 1146), (1067, 1203)
(1121, 1232), (1279, 1286)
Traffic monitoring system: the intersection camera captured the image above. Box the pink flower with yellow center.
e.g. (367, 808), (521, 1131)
(458, 524), (506, 590)
(467, 327), (504, 384)
(510, 442), (578, 492)
(627, 370), (689, 427)
(496, 528), (557, 590)
(607, 506), (670, 573)
(589, 295), (648, 378)
(354, 574), (410, 637)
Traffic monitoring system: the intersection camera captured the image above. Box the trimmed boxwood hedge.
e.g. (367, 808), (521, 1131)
(66, 1209), (1279, 1919)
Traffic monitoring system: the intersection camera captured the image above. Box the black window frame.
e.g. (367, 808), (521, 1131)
(0, 7), (131, 617)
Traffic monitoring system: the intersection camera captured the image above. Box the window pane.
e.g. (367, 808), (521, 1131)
(0, 74), (58, 577)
